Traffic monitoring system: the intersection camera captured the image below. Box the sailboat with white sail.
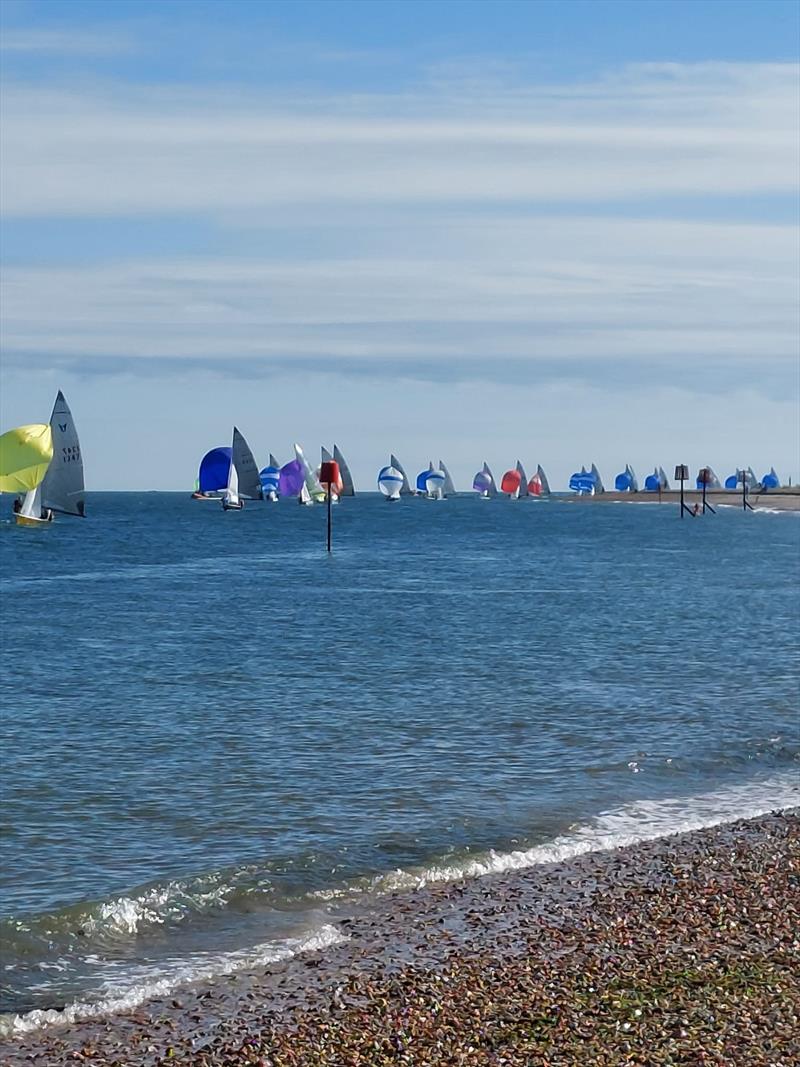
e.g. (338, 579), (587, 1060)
(222, 427), (262, 510)
(415, 463), (445, 499)
(515, 461), (529, 498)
(334, 445), (355, 497)
(527, 465), (550, 497)
(472, 462), (498, 499)
(378, 465), (404, 500)
(296, 444), (326, 504)
(16, 391), (85, 526)
(438, 460), (457, 497)
(390, 454), (413, 496)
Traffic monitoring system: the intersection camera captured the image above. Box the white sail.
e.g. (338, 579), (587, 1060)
(536, 465), (551, 496)
(626, 464), (639, 492)
(438, 460), (457, 497)
(658, 466), (671, 490)
(269, 453), (280, 468)
(333, 445), (355, 497)
(515, 460), (529, 498)
(231, 427), (262, 499)
(299, 482), (313, 506)
(321, 445), (334, 464)
(20, 483), (44, 519)
(223, 459), (240, 507)
(390, 454), (413, 496)
(41, 390), (85, 516)
(591, 463), (605, 493)
(295, 443), (325, 502)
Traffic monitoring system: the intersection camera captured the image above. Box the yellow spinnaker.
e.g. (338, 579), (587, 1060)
(0, 424), (54, 492)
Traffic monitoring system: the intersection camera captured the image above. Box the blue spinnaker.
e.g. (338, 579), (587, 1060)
(260, 465), (281, 495)
(761, 470), (780, 489)
(569, 472), (595, 493)
(198, 447), (232, 493)
(416, 470), (430, 492)
(472, 471), (491, 493)
(615, 471), (633, 492)
(644, 473), (661, 492)
(725, 474), (738, 490)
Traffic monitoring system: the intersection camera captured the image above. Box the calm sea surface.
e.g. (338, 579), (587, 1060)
(1, 493), (798, 1029)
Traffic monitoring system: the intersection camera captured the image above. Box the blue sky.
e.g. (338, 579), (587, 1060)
(1, 0), (798, 489)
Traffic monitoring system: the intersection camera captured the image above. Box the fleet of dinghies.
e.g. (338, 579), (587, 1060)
(188, 445), (786, 508)
(0, 391), (85, 526)
(0, 401), (787, 524)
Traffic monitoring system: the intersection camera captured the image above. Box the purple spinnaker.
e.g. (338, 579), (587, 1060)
(279, 459), (305, 497)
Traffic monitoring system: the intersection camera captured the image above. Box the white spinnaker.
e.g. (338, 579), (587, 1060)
(41, 391), (85, 516)
(378, 466), (403, 499)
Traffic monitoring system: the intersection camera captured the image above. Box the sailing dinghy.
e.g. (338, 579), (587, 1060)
(1, 423), (53, 525)
(528, 465), (550, 497)
(16, 392), (85, 526)
(222, 427), (262, 510)
(472, 462), (498, 499)
(390, 454), (413, 496)
(438, 460), (457, 497)
(500, 467), (522, 498)
(334, 445), (355, 497)
(378, 465), (403, 500)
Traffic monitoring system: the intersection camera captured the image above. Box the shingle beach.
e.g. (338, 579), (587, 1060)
(3, 810), (797, 1066)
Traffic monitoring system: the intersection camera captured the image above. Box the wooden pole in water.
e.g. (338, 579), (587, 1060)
(675, 464), (692, 518)
(320, 459), (339, 553)
(327, 482), (332, 553)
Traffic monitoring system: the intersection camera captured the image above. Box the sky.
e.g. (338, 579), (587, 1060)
(1, 0), (798, 490)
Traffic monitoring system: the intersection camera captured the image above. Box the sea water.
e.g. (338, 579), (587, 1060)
(1, 493), (797, 1032)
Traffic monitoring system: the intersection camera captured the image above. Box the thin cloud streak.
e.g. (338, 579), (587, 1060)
(1, 62), (797, 216)
(2, 216), (797, 368)
(0, 28), (135, 56)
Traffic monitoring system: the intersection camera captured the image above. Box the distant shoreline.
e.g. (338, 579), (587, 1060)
(4, 810), (797, 1066)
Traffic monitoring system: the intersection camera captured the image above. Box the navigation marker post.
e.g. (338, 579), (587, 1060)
(697, 467), (716, 515)
(320, 460), (340, 553)
(675, 465), (693, 518)
(739, 468), (755, 512)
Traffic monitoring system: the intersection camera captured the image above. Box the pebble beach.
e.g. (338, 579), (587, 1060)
(3, 810), (797, 1066)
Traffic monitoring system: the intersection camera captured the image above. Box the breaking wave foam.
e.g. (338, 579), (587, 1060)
(362, 772), (799, 893)
(1, 924), (344, 1037)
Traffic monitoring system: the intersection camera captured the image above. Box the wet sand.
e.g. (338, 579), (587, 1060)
(562, 488), (800, 510)
(3, 810), (797, 1066)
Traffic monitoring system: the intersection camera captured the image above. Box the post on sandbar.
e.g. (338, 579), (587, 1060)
(698, 467), (715, 515)
(320, 459), (340, 552)
(675, 464), (693, 518)
(739, 468), (754, 512)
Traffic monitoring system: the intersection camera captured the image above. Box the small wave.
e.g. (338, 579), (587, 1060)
(1, 924), (344, 1036)
(357, 772), (798, 893)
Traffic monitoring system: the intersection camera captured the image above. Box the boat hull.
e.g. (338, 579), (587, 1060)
(15, 512), (53, 527)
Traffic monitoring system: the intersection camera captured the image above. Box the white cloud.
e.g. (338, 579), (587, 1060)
(0, 62), (797, 216)
(2, 216), (797, 366)
(0, 28), (134, 56)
